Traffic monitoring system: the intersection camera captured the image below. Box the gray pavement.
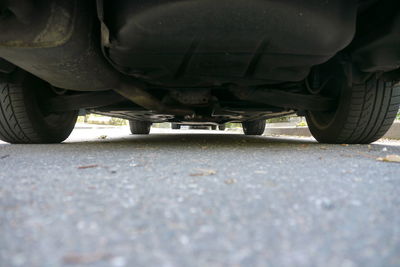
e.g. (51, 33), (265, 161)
(263, 122), (400, 140)
(1, 128), (400, 267)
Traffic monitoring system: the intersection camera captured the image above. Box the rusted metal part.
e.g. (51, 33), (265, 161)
(0, 1), (75, 48)
(115, 80), (195, 116)
(0, 0), (120, 91)
(170, 89), (211, 106)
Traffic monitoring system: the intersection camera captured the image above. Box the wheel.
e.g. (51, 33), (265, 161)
(171, 123), (181, 129)
(211, 125), (217, 130)
(0, 72), (78, 144)
(305, 61), (400, 144)
(242, 119), (266, 135)
(218, 124), (226, 131)
(129, 120), (151, 134)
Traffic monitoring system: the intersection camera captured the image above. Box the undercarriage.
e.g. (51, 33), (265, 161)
(0, 0), (399, 143)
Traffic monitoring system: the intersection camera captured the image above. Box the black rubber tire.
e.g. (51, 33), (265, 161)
(129, 120), (151, 134)
(306, 75), (400, 144)
(171, 123), (181, 130)
(242, 119), (266, 135)
(0, 74), (78, 144)
(211, 125), (217, 130)
(218, 124), (226, 131)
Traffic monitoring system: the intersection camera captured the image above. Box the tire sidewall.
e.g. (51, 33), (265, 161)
(21, 74), (78, 143)
(306, 80), (354, 143)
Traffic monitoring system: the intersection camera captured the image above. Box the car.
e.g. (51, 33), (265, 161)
(0, 0), (399, 144)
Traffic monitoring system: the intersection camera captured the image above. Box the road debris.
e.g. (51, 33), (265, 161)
(224, 178), (237, 184)
(77, 164), (99, 169)
(189, 169), (216, 176)
(63, 252), (112, 264)
(98, 135), (108, 140)
(129, 162), (139, 167)
(376, 154), (400, 163)
(0, 154), (10, 159)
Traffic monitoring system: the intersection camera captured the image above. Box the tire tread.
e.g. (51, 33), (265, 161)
(0, 80), (77, 144)
(242, 119), (266, 135)
(336, 80), (399, 143)
(129, 120), (151, 135)
(0, 83), (33, 143)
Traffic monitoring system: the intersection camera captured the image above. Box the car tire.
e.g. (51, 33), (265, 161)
(306, 64), (400, 144)
(218, 124), (226, 131)
(242, 119), (266, 135)
(129, 120), (151, 134)
(171, 123), (181, 130)
(0, 73), (78, 144)
(211, 125), (217, 130)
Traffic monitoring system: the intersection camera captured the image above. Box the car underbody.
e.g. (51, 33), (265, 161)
(0, 0), (399, 144)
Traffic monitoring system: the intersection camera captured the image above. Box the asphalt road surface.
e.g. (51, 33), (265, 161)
(1, 127), (400, 267)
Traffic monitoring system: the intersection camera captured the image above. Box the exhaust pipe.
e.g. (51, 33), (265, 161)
(115, 79), (194, 116)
